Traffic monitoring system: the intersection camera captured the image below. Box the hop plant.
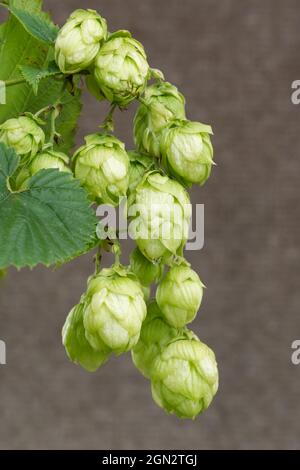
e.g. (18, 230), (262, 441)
(62, 301), (110, 372)
(151, 332), (219, 419)
(130, 247), (163, 286)
(73, 133), (129, 206)
(94, 30), (150, 106)
(16, 150), (71, 188)
(134, 82), (186, 158)
(128, 171), (191, 262)
(156, 265), (204, 328)
(55, 9), (107, 73)
(128, 151), (154, 194)
(83, 266), (147, 355)
(132, 301), (182, 379)
(0, 2), (219, 422)
(160, 119), (214, 186)
(0, 116), (45, 159)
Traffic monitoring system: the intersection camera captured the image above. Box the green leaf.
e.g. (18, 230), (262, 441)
(0, 144), (19, 184)
(27, 82), (82, 153)
(0, 144), (97, 269)
(2, 1), (58, 44)
(0, 0), (82, 153)
(19, 62), (60, 95)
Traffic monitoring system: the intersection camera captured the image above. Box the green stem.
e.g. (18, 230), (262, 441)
(169, 255), (190, 268)
(3, 72), (67, 90)
(4, 77), (27, 87)
(94, 245), (102, 275)
(48, 102), (62, 145)
(49, 109), (57, 144)
(137, 96), (148, 107)
(34, 105), (52, 118)
(100, 104), (117, 132)
(112, 239), (122, 266)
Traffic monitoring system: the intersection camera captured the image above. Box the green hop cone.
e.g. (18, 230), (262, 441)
(134, 82), (186, 158)
(83, 265), (147, 355)
(156, 265), (204, 328)
(55, 9), (107, 73)
(73, 133), (129, 206)
(62, 301), (110, 372)
(130, 247), (163, 286)
(94, 30), (150, 106)
(128, 151), (154, 194)
(151, 332), (219, 419)
(160, 119), (214, 186)
(132, 301), (182, 379)
(16, 150), (71, 188)
(141, 285), (151, 303)
(128, 171), (191, 262)
(0, 116), (45, 159)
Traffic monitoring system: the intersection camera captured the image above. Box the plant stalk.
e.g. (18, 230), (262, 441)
(4, 77), (27, 87)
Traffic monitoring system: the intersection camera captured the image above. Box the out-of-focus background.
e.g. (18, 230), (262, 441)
(1, 0), (300, 450)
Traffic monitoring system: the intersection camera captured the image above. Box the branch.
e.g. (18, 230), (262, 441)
(4, 77), (27, 87)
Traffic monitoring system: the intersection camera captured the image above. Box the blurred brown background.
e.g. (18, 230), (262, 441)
(1, 0), (300, 450)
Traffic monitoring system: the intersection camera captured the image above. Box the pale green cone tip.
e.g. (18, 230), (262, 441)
(83, 266), (147, 355)
(134, 81), (186, 158)
(0, 116), (45, 159)
(156, 265), (204, 328)
(128, 171), (191, 262)
(151, 334), (219, 419)
(73, 133), (129, 206)
(94, 30), (150, 106)
(55, 9), (108, 74)
(160, 119), (214, 187)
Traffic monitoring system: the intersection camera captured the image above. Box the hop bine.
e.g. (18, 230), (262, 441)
(51, 5), (220, 421)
